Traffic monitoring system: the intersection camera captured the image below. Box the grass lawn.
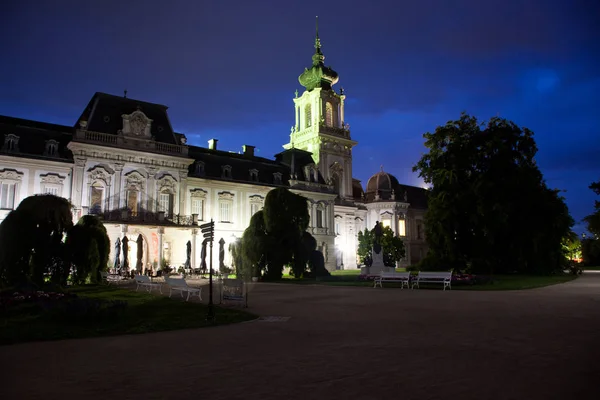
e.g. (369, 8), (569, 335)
(275, 271), (577, 290)
(1, 285), (257, 346)
(583, 266), (600, 271)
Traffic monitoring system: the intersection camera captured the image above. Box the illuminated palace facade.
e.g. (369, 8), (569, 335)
(0, 29), (429, 272)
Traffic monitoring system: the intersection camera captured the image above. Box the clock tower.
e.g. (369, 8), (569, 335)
(284, 17), (357, 200)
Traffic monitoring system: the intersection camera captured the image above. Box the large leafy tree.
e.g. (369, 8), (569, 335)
(65, 215), (110, 284)
(0, 194), (73, 287)
(357, 226), (405, 267)
(241, 188), (311, 280)
(583, 181), (600, 236)
(582, 181), (600, 266)
(413, 113), (573, 275)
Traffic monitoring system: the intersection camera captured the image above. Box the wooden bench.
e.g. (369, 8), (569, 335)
(374, 271), (411, 288)
(134, 275), (162, 293)
(165, 277), (202, 301)
(412, 271), (453, 290)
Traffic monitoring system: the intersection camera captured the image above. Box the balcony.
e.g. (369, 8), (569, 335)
(89, 208), (198, 227)
(319, 124), (351, 139)
(73, 129), (189, 157)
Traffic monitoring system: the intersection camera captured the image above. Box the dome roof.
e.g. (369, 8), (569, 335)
(366, 169), (399, 195)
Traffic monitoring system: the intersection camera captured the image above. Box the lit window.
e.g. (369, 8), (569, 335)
(325, 102), (333, 126)
(158, 192), (173, 216)
(0, 182), (16, 209)
(44, 186), (59, 196)
(90, 185), (104, 214)
(398, 219), (406, 236)
(127, 189), (139, 213)
(305, 105), (312, 128)
(192, 198), (204, 220)
(250, 203), (260, 216)
(220, 201), (231, 222)
(335, 222), (340, 235)
(382, 219), (391, 229)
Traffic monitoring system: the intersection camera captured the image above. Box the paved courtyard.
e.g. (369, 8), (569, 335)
(2, 273), (600, 400)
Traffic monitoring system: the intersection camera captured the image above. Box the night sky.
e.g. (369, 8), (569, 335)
(1, 1), (598, 234)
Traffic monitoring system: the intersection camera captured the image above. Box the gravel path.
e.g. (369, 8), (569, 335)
(2, 273), (599, 400)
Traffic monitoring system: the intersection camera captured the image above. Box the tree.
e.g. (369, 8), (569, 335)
(413, 113), (573, 275)
(241, 188), (311, 280)
(357, 226), (405, 267)
(0, 194), (73, 287)
(583, 181), (600, 236)
(582, 181), (600, 266)
(65, 215), (110, 284)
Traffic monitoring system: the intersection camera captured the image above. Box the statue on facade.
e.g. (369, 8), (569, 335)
(404, 190), (408, 202)
(373, 221), (383, 254)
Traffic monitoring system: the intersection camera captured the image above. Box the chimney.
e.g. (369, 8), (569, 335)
(208, 139), (218, 150)
(243, 145), (255, 157)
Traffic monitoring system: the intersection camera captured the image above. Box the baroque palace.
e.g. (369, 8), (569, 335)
(0, 28), (428, 272)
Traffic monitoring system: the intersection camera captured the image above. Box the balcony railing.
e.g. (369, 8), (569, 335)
(91, 209), (198, 226)
(74, 129), (189, 156)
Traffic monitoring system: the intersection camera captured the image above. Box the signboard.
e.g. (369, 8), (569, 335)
(222, 279), (246, 305)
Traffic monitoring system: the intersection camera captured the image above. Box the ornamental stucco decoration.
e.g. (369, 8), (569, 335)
(190, 188), (207, 198)
(87, 165), (113, 186)
(157, 174), (177, 193)
(124, 170), (146, 191)
(218, 191), (234, 201)
(249, 194), (264, 204)
(0, 168), (23, 181)
(40, 173), (66, 185)
(122, 110), (153, 138)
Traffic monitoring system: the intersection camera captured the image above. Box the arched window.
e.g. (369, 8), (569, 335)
(305, 105), (312, 128)
(325, 102), (333, 126)
(331, 173), (340, 195)
(89, 182), (105, 215)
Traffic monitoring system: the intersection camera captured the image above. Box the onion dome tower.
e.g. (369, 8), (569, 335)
(298, 16), (339, 91)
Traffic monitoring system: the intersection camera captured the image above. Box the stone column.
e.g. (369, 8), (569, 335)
(147, 167), (157, 213)
(191, 228), (197, 270)
(329, 200), (335, 236)
(157, 227), (164, 268)
(178, 170), (188, 216)
(112, 162), (124, 210)
(72, 156), (87, 209)
(391, 210), (397, 235)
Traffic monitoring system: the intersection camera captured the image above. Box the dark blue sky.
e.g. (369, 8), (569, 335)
(1, 0), (599, 233)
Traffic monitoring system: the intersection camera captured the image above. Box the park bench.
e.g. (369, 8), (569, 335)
(165, 277), (202, 301)
(101, 271), (123, 285)
(412, 271), (453, 290)
(134, 275), (162, 293)
(374, 271), (411, 288)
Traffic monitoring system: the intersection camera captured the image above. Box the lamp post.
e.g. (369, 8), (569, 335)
(200, 220), (215, 323)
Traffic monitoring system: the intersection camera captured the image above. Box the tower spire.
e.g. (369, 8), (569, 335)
(315, 16), (321, 50)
